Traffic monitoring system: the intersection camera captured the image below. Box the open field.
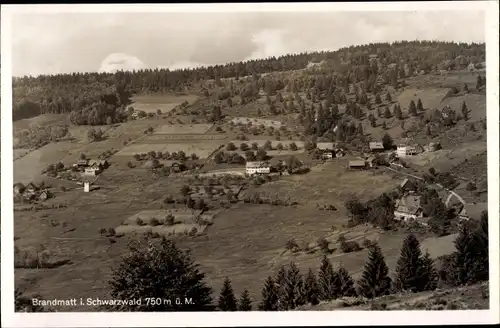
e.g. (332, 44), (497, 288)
(154, 123), (214, 135)
(396, 87), (451, 111)
(131, 94), (199, 113)
(405, 140), (487, 171)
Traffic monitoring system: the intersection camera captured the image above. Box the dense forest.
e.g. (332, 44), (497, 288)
(13, 40), (485, 124)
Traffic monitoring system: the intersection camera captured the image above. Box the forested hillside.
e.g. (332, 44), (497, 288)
(13, 41), (485, 125)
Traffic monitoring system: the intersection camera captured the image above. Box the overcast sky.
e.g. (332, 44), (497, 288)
(10, 10), (485, 77)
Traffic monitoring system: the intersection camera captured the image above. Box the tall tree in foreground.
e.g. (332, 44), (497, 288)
(409, 100), (418, 116)
(418, 251), (438, 291)
(357, 243), (392, 298)
(109, 237), (213, 311)
(280, 262), (306, 310)
(453, 211), (489, 285)
(318, 255), (340, 301)
(337, 266), (357, 297)
(258, 276), (279, 311)
(218, 277), (238, 311)
(395, 234), (425, 292)
(238, 289), (253, 311)
(303, 268), (320, 306)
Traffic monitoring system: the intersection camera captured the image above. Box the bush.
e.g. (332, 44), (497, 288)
(317, 237), (330, 254)
(99, 228), (107, 236)
(136, 218), (145, 226)
(362, 239), (372, 248)
(150, 218), (161, 226)
(285, 238), (299, 252)
(164, 215), (175, 226)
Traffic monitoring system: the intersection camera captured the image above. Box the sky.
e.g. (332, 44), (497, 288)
(10, 10), (485, 77)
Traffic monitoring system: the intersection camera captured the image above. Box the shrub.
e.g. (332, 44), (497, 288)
(285, 238), (299, 252)
(99, 228), (107, 236)
(136, 218), (145, 226)
(150, 218), (161, 226)
(362, 239), (372, 248)
(317, 237), (330, 254)
(164, 214), (175, 226)
(107, 228), (116, 236)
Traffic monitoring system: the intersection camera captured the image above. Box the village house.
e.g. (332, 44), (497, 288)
(396, 144), (419, 158)
(366, 156), (377, 168)
(246, 161), (271, 175)
(317, 142), (335, 160)
(25, 183), (38, 194)
(76, 159), (89, 167)
(399, 178), (416, 192)
(466, 63), (476, 72)
(369, 142), (385, 153)
(458, 203), (488, 222)
(348, 160), (367, 170)
(393, 193), (424, 222)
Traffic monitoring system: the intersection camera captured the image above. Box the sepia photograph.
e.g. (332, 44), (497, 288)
(1, 2), (499, 327)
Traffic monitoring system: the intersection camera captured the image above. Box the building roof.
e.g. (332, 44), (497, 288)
(395, 194), (421, 215)
(317, 142), (335, 150)
(349, 160), (366, 167)
(459, 203), (488, 220)
(246, 161), (270, 168)
(369, 142), (384, 149)
(26, 182), (38, 190)
(400, 178), (410, 188)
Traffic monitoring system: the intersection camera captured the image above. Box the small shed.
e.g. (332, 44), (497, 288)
(348, 160), (367, 170)
(369, 142), (385, 152)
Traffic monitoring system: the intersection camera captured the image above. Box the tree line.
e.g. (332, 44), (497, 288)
(16, 211), (488, 312)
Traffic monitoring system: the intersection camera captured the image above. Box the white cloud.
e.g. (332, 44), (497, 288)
(98, 53), (146, 73)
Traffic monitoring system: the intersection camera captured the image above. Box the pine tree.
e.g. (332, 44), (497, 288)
(382, 121), (387, 130)
(218, 277), (238, 311)
(280, 262), (306, 310)
(382, 133), (393, 149)
(452, 224), (473, 286)
(417, 252), (438, 291)
(274, 265), (287, 295)
(109, 237), (213, 311)
(258, 276), (278, 311)
(303, 268), (320, 305)
(395, 234), (425, 292)
(357, 123), (364, 136)
(417, 98), (424, 111)
(409, 100), (417, 116)
(318, 255), (340, 301)
(461, 101), (470, 121)
(393, 104), (402, 120)
(386, 92), (392, 102)
(375, 94), (382, 104)
(238, 289), (252, 311)
(337, 266), (357, 297)
(384, 106), (392, 118)
(357, 243), (392, 299)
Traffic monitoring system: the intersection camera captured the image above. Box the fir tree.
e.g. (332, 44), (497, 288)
(382, 121), (387, 130)
(109, 237), (213, 311)
(461, 101), (470, 121)
(218, 277), (238, 311)
(452, 224), (473, 285)
(375, 94), (382, 104)
(274, 265), (287, 300)
(409, 100), (417, 116)
(382, 133), (393, 150)
(463, 83), (469, 93)
(357, 123), (364, 136)
(303, 268), (320, 305)
(386, 92), (392, 102)
(417, 98), (424, 111)
(280, 262), (306, 310)
(384, 106), (392, 118)
(394, 104), (403, 119)
(357, 243), (392, 298)
(337, 266), (357, 297)
(395, 234), (425, 292)
(318, 255), (340, 301)
(418, 251), (438, 291)
(258, 276), (278, 311)
(238, 289), (252, 311)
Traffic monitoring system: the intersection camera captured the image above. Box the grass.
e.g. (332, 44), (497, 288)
(131, 94), (199, 114)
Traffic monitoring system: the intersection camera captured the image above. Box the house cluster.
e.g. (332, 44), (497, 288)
(317, 142), (346, 160)
(73, 159), (109, 176)
(13, 182), (50, 202)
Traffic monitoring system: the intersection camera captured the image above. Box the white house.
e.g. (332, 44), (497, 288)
(84, 182), (90, 193)
(317, 142), (335, 160)
(397, 145), (419, 157)
(369, 142), (385, 152)
(246, 161), (271, 175)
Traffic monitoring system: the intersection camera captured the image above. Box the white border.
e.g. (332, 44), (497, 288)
(1, 2), (499, 327)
